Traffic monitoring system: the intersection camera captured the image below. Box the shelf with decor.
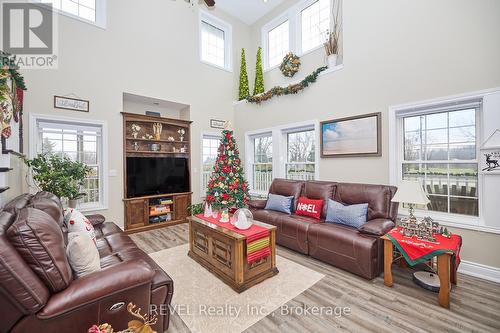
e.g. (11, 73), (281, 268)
(122, 112), (192, 233)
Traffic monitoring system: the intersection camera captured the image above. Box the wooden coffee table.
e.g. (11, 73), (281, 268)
(187, 215), (278, 293)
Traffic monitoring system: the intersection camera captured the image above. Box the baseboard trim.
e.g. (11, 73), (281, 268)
(458, 260), (500, 284)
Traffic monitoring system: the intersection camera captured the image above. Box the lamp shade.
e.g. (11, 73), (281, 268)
(391, 180), (430, 205)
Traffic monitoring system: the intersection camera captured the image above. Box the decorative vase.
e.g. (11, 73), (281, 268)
(68, 199), (78, 209)
(133, 142), (139, 151)
(327, 54), (338, 68)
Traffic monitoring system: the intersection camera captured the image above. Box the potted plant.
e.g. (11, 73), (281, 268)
(324, 1), (342, 68)
(24, 153), (91, 208)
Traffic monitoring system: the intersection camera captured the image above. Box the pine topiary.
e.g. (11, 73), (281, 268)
(253, 47), (265, 95)
(238, 48), (250, 100)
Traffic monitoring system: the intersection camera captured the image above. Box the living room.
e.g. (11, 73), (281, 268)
(0, 0), (499, 332)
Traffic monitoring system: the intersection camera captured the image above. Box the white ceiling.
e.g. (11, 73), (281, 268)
(215, 0), (286, 25)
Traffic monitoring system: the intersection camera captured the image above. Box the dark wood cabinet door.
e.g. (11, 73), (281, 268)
(125, 199), (148, 230)
(174, 194), (190, 222)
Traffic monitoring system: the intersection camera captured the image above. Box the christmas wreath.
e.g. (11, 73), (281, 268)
(279, 52), (301, 77)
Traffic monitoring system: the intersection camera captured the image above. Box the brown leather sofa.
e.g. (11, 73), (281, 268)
(0, 192), (173, 333)
(249, 179), (398, 280)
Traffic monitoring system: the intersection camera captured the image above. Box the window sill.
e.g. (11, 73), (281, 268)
(200, 60), (233, 73)
(233, 64), (344, 106)
(77, 205), (108, 213)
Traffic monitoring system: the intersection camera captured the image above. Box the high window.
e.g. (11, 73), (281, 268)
(32, 115), (107, 211)
(399, 107), (479, 217)
(36, 0), (106, 27)
(286, 130), (316, 180)
(300, 0), (331, 53)
(262, 0), (337, 70)
(201, 134), (220, 194)
(267, 20), (290, 68)
(200, 11), (232, 71)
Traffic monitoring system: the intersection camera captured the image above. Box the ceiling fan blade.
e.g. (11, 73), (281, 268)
(204, 0), (215, 7)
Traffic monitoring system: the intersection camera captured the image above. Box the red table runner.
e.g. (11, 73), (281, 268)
(387, 227), (462, 267)
(195, 214), (270, 263)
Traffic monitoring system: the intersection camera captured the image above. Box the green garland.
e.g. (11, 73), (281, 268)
(0, 51), (27, 91)
(246, 66), (327, 104)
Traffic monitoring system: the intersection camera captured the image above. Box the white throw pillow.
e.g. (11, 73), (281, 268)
(63, 208), (97, 245)
(66, 232), (101, 278)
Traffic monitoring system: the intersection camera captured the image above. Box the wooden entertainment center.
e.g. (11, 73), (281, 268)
(122, 112), (192, 233)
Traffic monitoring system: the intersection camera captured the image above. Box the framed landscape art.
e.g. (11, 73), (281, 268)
(320, 112), (381, 157)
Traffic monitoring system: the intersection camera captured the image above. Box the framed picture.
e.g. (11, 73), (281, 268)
(54, 96), (89, 112)
(320, 112), (381, 157)
(210, 119), (226, 129)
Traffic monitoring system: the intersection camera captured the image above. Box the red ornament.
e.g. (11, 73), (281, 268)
(222, 165), (231, 173)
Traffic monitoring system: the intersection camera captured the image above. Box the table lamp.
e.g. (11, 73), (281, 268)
(391, 180), (430, 222)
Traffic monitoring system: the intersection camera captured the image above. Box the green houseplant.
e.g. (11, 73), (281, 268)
(24, 153), (91, 207)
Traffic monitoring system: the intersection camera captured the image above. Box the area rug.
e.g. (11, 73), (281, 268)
(149, 244), (324, 333)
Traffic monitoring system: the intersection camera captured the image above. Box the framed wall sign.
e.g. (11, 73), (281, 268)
(54, 96), (89, 112)
(320, 112), (382, 158)
(480, 129), (500, 174)
(210, 119), (226, 129)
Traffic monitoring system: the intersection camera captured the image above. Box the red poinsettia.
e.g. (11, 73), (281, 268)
(222, 165), (231, 173)
(206, 195), (215, 202)
(221, 193), (230, 200)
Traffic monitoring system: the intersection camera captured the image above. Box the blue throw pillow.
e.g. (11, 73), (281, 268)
(325, 199), (368, 228)
(265, 193), (294, 214)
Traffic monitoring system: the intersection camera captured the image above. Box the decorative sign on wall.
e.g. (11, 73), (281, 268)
(480, 129), (500, 174)
(210, 119), (226, 129)
(54, 96), (89, 112)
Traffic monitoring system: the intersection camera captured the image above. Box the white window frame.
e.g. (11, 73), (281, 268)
(390, 96), (486, 230)
(262, 0), (334, 71)
(32, 0), (107, 29)
(29, 113), (108, 212)
(200, 131), (221, 197)
(199, 10), (233, 72)
(245, 120), (320, 196)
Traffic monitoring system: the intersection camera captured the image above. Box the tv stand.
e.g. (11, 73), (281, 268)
(122, 112), (192, 233)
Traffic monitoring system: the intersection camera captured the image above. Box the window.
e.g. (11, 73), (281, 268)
(400, 108), (479, 217)
(200, 11), (232, 71)
(286, 130), (316, 180)
(35, 0), (106, 27)
(246, 121), (318, 194)
(262, 0), (338, 69)
(32, 116), (107, 211)
(267, 20), (290, 68)
(300, 0), (330, 53)
(251, 135), (273, 193)
(201, 134), (220, 194)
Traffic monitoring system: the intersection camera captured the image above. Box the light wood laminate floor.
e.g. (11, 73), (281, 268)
(130, 224), (500, 333)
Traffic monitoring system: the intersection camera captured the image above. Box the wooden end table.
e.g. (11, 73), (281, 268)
(187, 215), (278, 293)
(382, 235), (457, 309)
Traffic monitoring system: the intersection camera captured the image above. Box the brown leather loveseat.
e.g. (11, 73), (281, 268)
(0, 192), (173, 333)
(249, 179), (398, 280)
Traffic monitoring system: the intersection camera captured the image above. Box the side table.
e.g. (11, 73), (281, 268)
(381, 235), (458, 309)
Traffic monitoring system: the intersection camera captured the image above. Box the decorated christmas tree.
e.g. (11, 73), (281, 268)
(253, 47), (265, 95)
(206, 126), (250, 209)
(238, 48), (250, 100)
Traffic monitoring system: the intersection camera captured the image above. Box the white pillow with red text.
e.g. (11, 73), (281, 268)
(63, 208), (97, 245)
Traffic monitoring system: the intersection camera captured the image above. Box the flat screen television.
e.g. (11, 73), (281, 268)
(126, 157), (190, 198)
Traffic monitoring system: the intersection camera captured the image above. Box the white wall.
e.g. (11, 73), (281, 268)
(15, 0), (251, 227)
(234, 0), (500, 268)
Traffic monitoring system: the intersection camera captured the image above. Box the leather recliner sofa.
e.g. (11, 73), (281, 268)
(0, 192), (173, 333)
(249, 179), (398, 280)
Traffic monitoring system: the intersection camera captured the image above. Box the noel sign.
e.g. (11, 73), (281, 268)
(54, 96), (89, 112)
